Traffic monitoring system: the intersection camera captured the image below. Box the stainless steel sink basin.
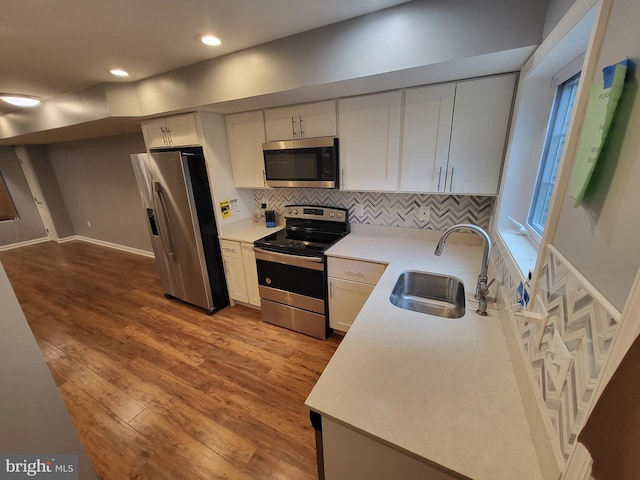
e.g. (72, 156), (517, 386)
(389, 271), (465, 318)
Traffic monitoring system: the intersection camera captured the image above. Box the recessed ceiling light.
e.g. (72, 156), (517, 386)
(0, 94), (41, 107)
(196, 34), (221, 46)
(109, 68), (130, 77)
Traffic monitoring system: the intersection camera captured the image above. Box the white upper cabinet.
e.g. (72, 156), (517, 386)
(264, 100), (336, 141)
(446, 74), (516, 195)
(225, 110), (267, 188)
(338, 91), (402, 192)
(141, 113), (200, 149)
(400, 83), (455, 193)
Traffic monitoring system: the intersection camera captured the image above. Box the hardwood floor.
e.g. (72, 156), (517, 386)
(0, 241), (341, 479)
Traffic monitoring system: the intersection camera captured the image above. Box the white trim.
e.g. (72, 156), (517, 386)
(57, 235), (155, 258)
(563, 442), (593, 480)
(547, 244), (620, 322)
(525, 0), (599, 75)
(0, 237), (50, 252)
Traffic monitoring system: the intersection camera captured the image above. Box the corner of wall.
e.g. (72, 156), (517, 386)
(492, 241), (622, 478)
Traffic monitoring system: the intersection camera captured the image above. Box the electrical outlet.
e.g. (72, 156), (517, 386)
(418, 206), (431, 221)
(355, 203), (365, 216)
(261, 203), (267, 209)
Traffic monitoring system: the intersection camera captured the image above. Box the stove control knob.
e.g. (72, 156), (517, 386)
(337, 213), (343, 218)
(266, 278), (272, 285)
(329, 212), (335, 217)
(286, 209), (292, 215)
(293, 209), (298, 215)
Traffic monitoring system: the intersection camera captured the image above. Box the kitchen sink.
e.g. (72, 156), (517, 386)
(389, 271), (465, 318)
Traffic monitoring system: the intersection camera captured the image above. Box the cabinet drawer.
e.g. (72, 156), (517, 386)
(220, 239), (242, 259)
(328, 257), (386, 285)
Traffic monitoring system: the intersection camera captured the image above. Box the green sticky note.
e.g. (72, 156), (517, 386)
(568, 63), (627, 206)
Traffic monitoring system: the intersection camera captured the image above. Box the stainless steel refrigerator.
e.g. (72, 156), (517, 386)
(131, 147), (229, 314)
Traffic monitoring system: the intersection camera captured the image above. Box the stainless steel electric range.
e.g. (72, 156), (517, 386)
(253, 205), (349, 339)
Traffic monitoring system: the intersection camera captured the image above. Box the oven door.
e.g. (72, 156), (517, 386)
(254, 248), (328, 339)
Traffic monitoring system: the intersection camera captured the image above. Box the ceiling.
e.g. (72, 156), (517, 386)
(1, 0), (412, 115)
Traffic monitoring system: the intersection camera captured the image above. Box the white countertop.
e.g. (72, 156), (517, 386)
(218, 219), (284, 243)
(305, 227), (542, 480)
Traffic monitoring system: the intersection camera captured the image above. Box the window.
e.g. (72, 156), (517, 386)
(528, 73), (581, 236)
(0, 171), (19, 221)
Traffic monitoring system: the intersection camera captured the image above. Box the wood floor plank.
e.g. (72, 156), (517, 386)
(0, 240), (341, 479)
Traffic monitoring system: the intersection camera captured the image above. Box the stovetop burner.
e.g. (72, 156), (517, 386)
(254, 205), (349, 257)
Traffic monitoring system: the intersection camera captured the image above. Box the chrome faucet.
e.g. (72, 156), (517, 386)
(434, 224), (494, 316)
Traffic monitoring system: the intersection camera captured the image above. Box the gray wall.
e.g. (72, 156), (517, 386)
(25, 145), (75, 238)
(47, 133), (152, 252)
(0, 146), (47, 246)
(543, 0), (577, 38)
(135, 0), (549, 115)
(553, 0), (640, 310)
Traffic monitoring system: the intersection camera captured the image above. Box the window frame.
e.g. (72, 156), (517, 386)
(527, 64), (582, 241)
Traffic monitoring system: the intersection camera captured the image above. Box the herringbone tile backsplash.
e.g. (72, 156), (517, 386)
(493, 244), (620, 464)
(254, 189), (494, 230)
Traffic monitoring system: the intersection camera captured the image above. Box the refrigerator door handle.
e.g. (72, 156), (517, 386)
(153, 181), (176, 260)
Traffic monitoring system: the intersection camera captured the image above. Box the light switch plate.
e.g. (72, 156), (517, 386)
(545, 329), (572, 392)
(418, 206), (431, 221)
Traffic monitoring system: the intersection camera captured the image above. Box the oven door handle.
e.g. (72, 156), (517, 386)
(254, 247), (325, 270)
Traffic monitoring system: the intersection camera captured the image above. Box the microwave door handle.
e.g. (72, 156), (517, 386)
(153, 182), (176, 260)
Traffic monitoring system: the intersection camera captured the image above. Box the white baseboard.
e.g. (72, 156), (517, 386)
(57, 235), (155, 258)
(0, 237), (50, 252)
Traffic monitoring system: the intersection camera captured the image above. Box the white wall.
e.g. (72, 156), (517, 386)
(47, 133), (153, 252)
(553, 0), (640, 310)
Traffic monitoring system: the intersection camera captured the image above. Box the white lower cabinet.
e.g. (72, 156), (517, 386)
(328, 257), (386, 333)
(241, 242), (261, 307)
(220, 239), (260, 307)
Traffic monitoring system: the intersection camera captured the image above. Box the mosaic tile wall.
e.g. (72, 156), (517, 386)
(493, 244), (620, 464)
(254, 189), (495, 230)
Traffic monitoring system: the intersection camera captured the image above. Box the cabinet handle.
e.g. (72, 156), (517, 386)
(343, 270), (365, 278)
(299, 115), (304, 138)
(437, 166), (443, 191)
(161, 127), (169, 146)
(291, 117), (297, 138)
(329, 281), (334, 299)
(449, 167), (455, 192)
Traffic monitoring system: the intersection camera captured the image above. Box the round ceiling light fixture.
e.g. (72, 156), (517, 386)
(109, 68), (130, 77)
(196, 33), (221, 46)
(0, 94), (41, 107)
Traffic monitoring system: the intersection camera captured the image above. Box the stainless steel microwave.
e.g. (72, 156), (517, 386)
(262, 137), (338, 188)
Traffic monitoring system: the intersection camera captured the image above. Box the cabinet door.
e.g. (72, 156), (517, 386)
(328, 277), (375, 333)
(338, 91), (402, 191)
(226, 111), (266, 188)
(298, 100), (337, 138)
(401, 84), (455, 193)
(141, 119), (169, 149)
(165, 114), (200, 147)
(241, 243), (261, 307)
(223, 256), (249, 303)
(446, 74), (516, 194)
(264, 106), (298, 141)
